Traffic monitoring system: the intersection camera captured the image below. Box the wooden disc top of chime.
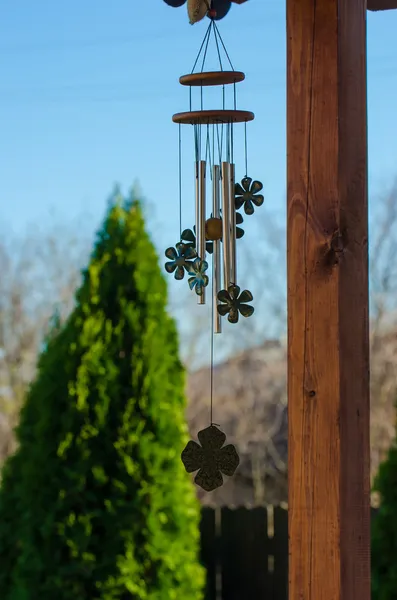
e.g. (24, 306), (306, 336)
(172, 109), (254, 125)
(179, 70), (245, 87)
(173, 67), (254, 125)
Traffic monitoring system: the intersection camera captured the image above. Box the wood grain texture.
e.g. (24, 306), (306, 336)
(367, 0), (397, 10)
(179, 71), (245, 87)
(172, 110), (254, 125)
(287, 0), (370, 599)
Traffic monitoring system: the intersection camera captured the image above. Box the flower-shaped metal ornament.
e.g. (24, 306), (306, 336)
(217, 284), (254, 324)
(235, 177), (264, 216)
(165, 242), (197, 280)
(181, 227), (214, 254)
(187, 258), (209, 296)
(181, 425), (240, 492)
(236, 212), (245, 239)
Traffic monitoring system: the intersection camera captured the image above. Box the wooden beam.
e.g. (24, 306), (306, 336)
(368, 0), (397, 10)
(287, 0), (370, 598)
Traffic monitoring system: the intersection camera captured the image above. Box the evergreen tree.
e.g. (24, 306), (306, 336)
(372, 434), (397, 599)
(0, 191), (204, 600)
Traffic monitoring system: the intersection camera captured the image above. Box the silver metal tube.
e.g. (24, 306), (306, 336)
(196, 160), (206, 305)
(221, 162), (231, 291)
(212, 165), (222, 333)
(229, 163), (237, 285)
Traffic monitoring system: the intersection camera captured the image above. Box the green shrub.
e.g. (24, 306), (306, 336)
(0, 191), (204, 600)
(372, 440), (397, 599)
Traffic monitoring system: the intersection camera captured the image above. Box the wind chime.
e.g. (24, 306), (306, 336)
(164, 0), (264, 492)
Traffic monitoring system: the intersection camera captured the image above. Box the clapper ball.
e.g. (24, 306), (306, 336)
(206, 217), (223, 241)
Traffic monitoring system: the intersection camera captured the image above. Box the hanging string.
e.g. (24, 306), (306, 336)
(209, 158), (218, 428)
(231, 122), (234, 165)
(201, 20), (213, 73)
(220, 123), (225, 164)
(191, 20), (212, 74)
(213, 22), (224, 72)
(244, 121), (248, 177)
(179, 123), (182, 238)
(210, 252), (216, 426)
(190, 16), (234, 77)
(226, 122), (231, 163)
(198, 125), (200, 162)
(205, 124), (212, 181)
(216, 123), (223, 165)
(194, 124), (200, 162)
(213, 21), (234, 71)
(212, 122), (216, 169)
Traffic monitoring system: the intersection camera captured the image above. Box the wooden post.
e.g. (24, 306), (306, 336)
(287, 0), (370, 599)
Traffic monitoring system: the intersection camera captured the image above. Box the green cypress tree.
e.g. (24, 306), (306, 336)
(0, 191), (205, 600)
(372, 433), (397, 599)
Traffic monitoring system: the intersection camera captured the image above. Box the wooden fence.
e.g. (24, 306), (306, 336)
(200, 506), (378, 600)
(200, 506), (288, 600)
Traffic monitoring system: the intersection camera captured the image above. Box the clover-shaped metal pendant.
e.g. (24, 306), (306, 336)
(235, 177), (264, 216)
(217, 284), (254, 323)
(165, 242), (197, 280)
(181, 227), (214, 255)
(187, 258), (209, 296)
(181, 425), (240, 492)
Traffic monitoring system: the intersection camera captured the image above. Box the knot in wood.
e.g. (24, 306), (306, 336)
(331, 233), (344, 254)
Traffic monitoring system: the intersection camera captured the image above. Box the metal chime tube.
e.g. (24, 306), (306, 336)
(229, 163), (237, 285)
(221, 161), (231, 290)
(212, 164), (222, 333)
(195, 159), (207, 305)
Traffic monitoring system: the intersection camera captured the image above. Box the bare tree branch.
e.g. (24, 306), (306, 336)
(0, 220), (90, 463)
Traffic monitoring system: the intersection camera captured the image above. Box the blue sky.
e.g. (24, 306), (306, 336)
(1, 1), (397, 364)
(1, 1), (396, 242)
